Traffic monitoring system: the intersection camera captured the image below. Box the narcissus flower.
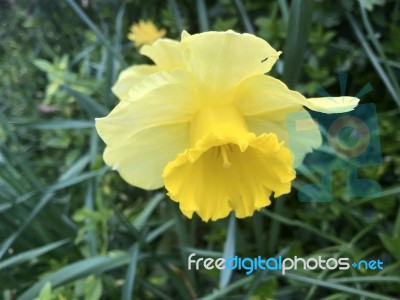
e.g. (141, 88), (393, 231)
(96, 30), (359, 221)
(128, 20), (166, 47)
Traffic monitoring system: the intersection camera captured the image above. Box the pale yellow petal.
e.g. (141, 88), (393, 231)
(97, 70), (199, 144)
(304, 96), (359, 113)
(112, 65), (159, 101)
(140, 38), (185, 69)
(128, 20), (166, 47)
(104, 123), (189, 189)
(128, 68), (197, 102)
(235, 75), (304, 117)
(235, 75), (322, 166)
(245, 113), (322, 167)
(96, 70), (199, 189)
(236, 74), (360, 114)
(180, 31), (281, 97)
(181, 30), (191, 40)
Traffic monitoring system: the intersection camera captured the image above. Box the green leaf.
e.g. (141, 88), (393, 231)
(18, 120), (95, 130)
(379, 234), (400, 260)
(219, 213), (236, 289)
(121, 244), (140, 300)
(233, 0), (254, 33)
(359, 0), (385, 11)
(133, 193), (165, 230)
(284, 272), (397, 300)
(34, 282), (52, 300)
(0, 239), (70, 271)
(196, 0), (209, 31)
(64, 0), (126, 67)
(62, 85), (108, 118)
(18, 253), (131, 300)
(84, 275), (102, 300)
(282, 0), (313, 87)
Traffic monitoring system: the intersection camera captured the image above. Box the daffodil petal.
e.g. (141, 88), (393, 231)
(245, 114), (322, 167)
(304, 96), (359, 113)
(235, 75), (322, 166)
(180, 31), (281, 96)
(140, 38), (185, 69)
(112, 65), (159, 101)
(236, 75), (360, 115)
(97, 70), (199, 145)
(96, 70), (199, 188)
(235, 75), (304, 117)
(104, 123), (190, 189)
(181, 30), (191, 40)
(163, 127), (295, 221)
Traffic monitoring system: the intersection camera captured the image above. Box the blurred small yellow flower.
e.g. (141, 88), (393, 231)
(96, 30), (359, 221)
(128, 20), (166, 47)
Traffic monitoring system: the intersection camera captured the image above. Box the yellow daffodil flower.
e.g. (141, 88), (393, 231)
(96, 30), (359, 221)
(128, 20), (166, 48)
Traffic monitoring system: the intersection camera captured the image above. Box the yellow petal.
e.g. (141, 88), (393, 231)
(96, 70), (199, 189)
(104, 123), (189, 189)
(304, 96), (359, 113)
(180, 31), (281, 97)
(128, 20), (166, 47)
(163, 128), (295, 221)
(181, 30), (191, 40)
(112, 65), (159, 101)
(235, 75), (304, 117)
(235, 75), (322, 166)
(245, 113), (322, 167)
(140, 38), (185, 69)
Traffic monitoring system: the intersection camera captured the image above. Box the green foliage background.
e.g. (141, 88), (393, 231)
(1, 0), (399, 299)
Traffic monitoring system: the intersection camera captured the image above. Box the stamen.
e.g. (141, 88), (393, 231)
(221, 146), (231, 168)
(213, 147), (221, 158)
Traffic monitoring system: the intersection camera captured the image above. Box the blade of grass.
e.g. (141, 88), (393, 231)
(284, 272), (397, 300)
(233, 0), (254, 34)
(121, 244), (140, 300)
(62, 85), (109, 118)
(137, 277), (174, 300)
(84, 181), (98, 257)
(358, 2), (400, 100)
(49, 170), (104, 192)
(133, 193), (165, 230)
(267, 197), (284, 255)
(17, 252), (134, 300)
(168, 0), (184, 32)
(346, 12), (400, 107)
(196, 0), (209, 31)
(261, 209), (346, 245)
(278, 0), (289, 23)
(65, 0), (126, 67)
(183, 248), (222, 258)
(0, 168), (104, 259)
(329, 276), (400, 284)
(0, 239), (70, 270)
(199, 276), (253, 300)
(171, 204), (198, 298)
(282, 0), (313, 88)
(349, 184), (400, 207)
(0, 192), (54, 260)
(219, 212), (236, 289)
(14, 120), (94, 129)
(58, 154), (90, 182)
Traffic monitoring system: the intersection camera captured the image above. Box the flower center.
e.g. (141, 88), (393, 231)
(213, 144), (233, 168)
